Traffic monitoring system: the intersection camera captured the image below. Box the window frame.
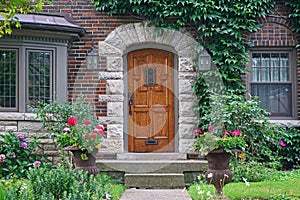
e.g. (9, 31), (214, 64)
(26, 48), (54, 107)
(0, 48), (19, 112)
(0, 37), (68, 113)
(247, 48), (297, 119)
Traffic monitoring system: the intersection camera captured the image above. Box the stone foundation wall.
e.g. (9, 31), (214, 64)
(0, 113), (58, 164)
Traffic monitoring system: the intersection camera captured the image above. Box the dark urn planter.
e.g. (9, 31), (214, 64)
(205, 148), (233, 199)
(63, 146), (100, 176)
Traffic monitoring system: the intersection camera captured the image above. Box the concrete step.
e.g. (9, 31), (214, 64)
(117, 153), (187, 160)
(96, 159), (207, 174)
(125, 173), (185, 189)
(96, 159), (207, 187)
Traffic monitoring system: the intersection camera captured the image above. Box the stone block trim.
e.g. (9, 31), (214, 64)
(98, 22), (204, 153)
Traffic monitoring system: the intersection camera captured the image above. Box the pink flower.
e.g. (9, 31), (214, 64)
(94, 127), (105, 135)
(232, 130), (241, 136)
(193, 129), (203, 135)
(96, 125), (104, 129)
(0, 154), (5, 163)
(33, 161), (41, 167)
(279, 141), (286, 147)
(83, 120), (91, 125)
(91, 134), (96, 139)
(17, 134), (24, 139)
(67, 116), (77, 126)
(93, 128), (100, 134)
(20, 142), (27, 148)
(84, 134), (90, 139)
(207, 126), (214, 131)
(223, 131), (229, 136)
(78, 179), (84, 184)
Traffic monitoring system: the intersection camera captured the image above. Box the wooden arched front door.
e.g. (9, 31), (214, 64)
(127, 49), (175, 152)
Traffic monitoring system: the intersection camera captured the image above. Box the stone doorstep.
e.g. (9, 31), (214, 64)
(96, 159), (207, 174)
(96, 155), (207, 188)
(124, 173), (185, 189)
(116, 153), (187, 160)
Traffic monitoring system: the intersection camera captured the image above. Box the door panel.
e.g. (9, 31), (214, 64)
(128, 49), (174, 152)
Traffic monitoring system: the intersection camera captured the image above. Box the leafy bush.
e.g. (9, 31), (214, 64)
(231, 160), (276, 182)
(0, 178), (34, 200)
(277, 127), (300, 169)
(26, 163), (121, 200)
(244, 123), (300, 170)
(0, 184), (7, 200)
(29, 100), (74, 137)
(0, 132), (48, 179)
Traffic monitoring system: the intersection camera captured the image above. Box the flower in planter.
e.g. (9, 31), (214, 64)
(56, 115), (106, 158)
(193, 125), (247, 155)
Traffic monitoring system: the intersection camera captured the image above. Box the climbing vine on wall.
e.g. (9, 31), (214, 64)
(92, 0), (300, 128)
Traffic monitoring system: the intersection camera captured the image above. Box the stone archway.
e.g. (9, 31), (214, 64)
(98, 22), (205, 154)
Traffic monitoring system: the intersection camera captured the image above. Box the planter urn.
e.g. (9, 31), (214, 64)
(205, 148), (233, 199)
(63, 146), (100, 176)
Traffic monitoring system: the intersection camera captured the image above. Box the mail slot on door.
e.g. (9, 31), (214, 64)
(145, 140), (158, 145)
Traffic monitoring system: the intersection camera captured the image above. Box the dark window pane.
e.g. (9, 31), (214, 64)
(0, 50), (17, 108)
(251, 84), (292, 116)
(28, 51), (52, 104)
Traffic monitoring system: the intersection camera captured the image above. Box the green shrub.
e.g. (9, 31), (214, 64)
(0, 132), (48, 179)
(0, 178), (34, 200)
(277, 127), (300, 169)
(245, 123), (300, 170)
(0, 184), (7, 200)
(231, 160), (276, 182)
(27, 164), (80, 199)
(26, 163), (121, 200)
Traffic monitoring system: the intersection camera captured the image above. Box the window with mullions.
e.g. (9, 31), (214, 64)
(0, 50), (17, 110)
(250, 51), (294, 117)
(0, 47), (55, 112)
(27, 50), (52, 105)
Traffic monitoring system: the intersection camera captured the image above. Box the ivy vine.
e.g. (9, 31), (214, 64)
(92, 0), (300, 128)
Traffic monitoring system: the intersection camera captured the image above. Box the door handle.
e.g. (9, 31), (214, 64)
(128, 93), (133, 115)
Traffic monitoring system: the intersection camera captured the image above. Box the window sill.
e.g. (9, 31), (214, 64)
(268, 119), (300, 127)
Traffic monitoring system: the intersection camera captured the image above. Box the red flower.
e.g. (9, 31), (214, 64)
(84, 134), (90, 138)
(67, 116), (77, 126)
(91, 134), (96, 139)
(83, 120), (91, 125)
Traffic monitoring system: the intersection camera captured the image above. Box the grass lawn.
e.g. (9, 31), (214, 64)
(189, 178), (300, 200)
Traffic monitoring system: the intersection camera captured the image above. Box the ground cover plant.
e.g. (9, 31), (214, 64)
(0, 163), (125, 200)
(188, 169), (300, 200)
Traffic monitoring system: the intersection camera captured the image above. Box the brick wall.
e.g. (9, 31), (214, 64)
(246, 2), (300, 119)
(43, 0), (140, 116)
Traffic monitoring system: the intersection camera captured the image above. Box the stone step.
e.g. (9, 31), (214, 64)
(124, 173), (185, 189)
(116, 153), (187, 160)
(96, 159), (207, 174)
